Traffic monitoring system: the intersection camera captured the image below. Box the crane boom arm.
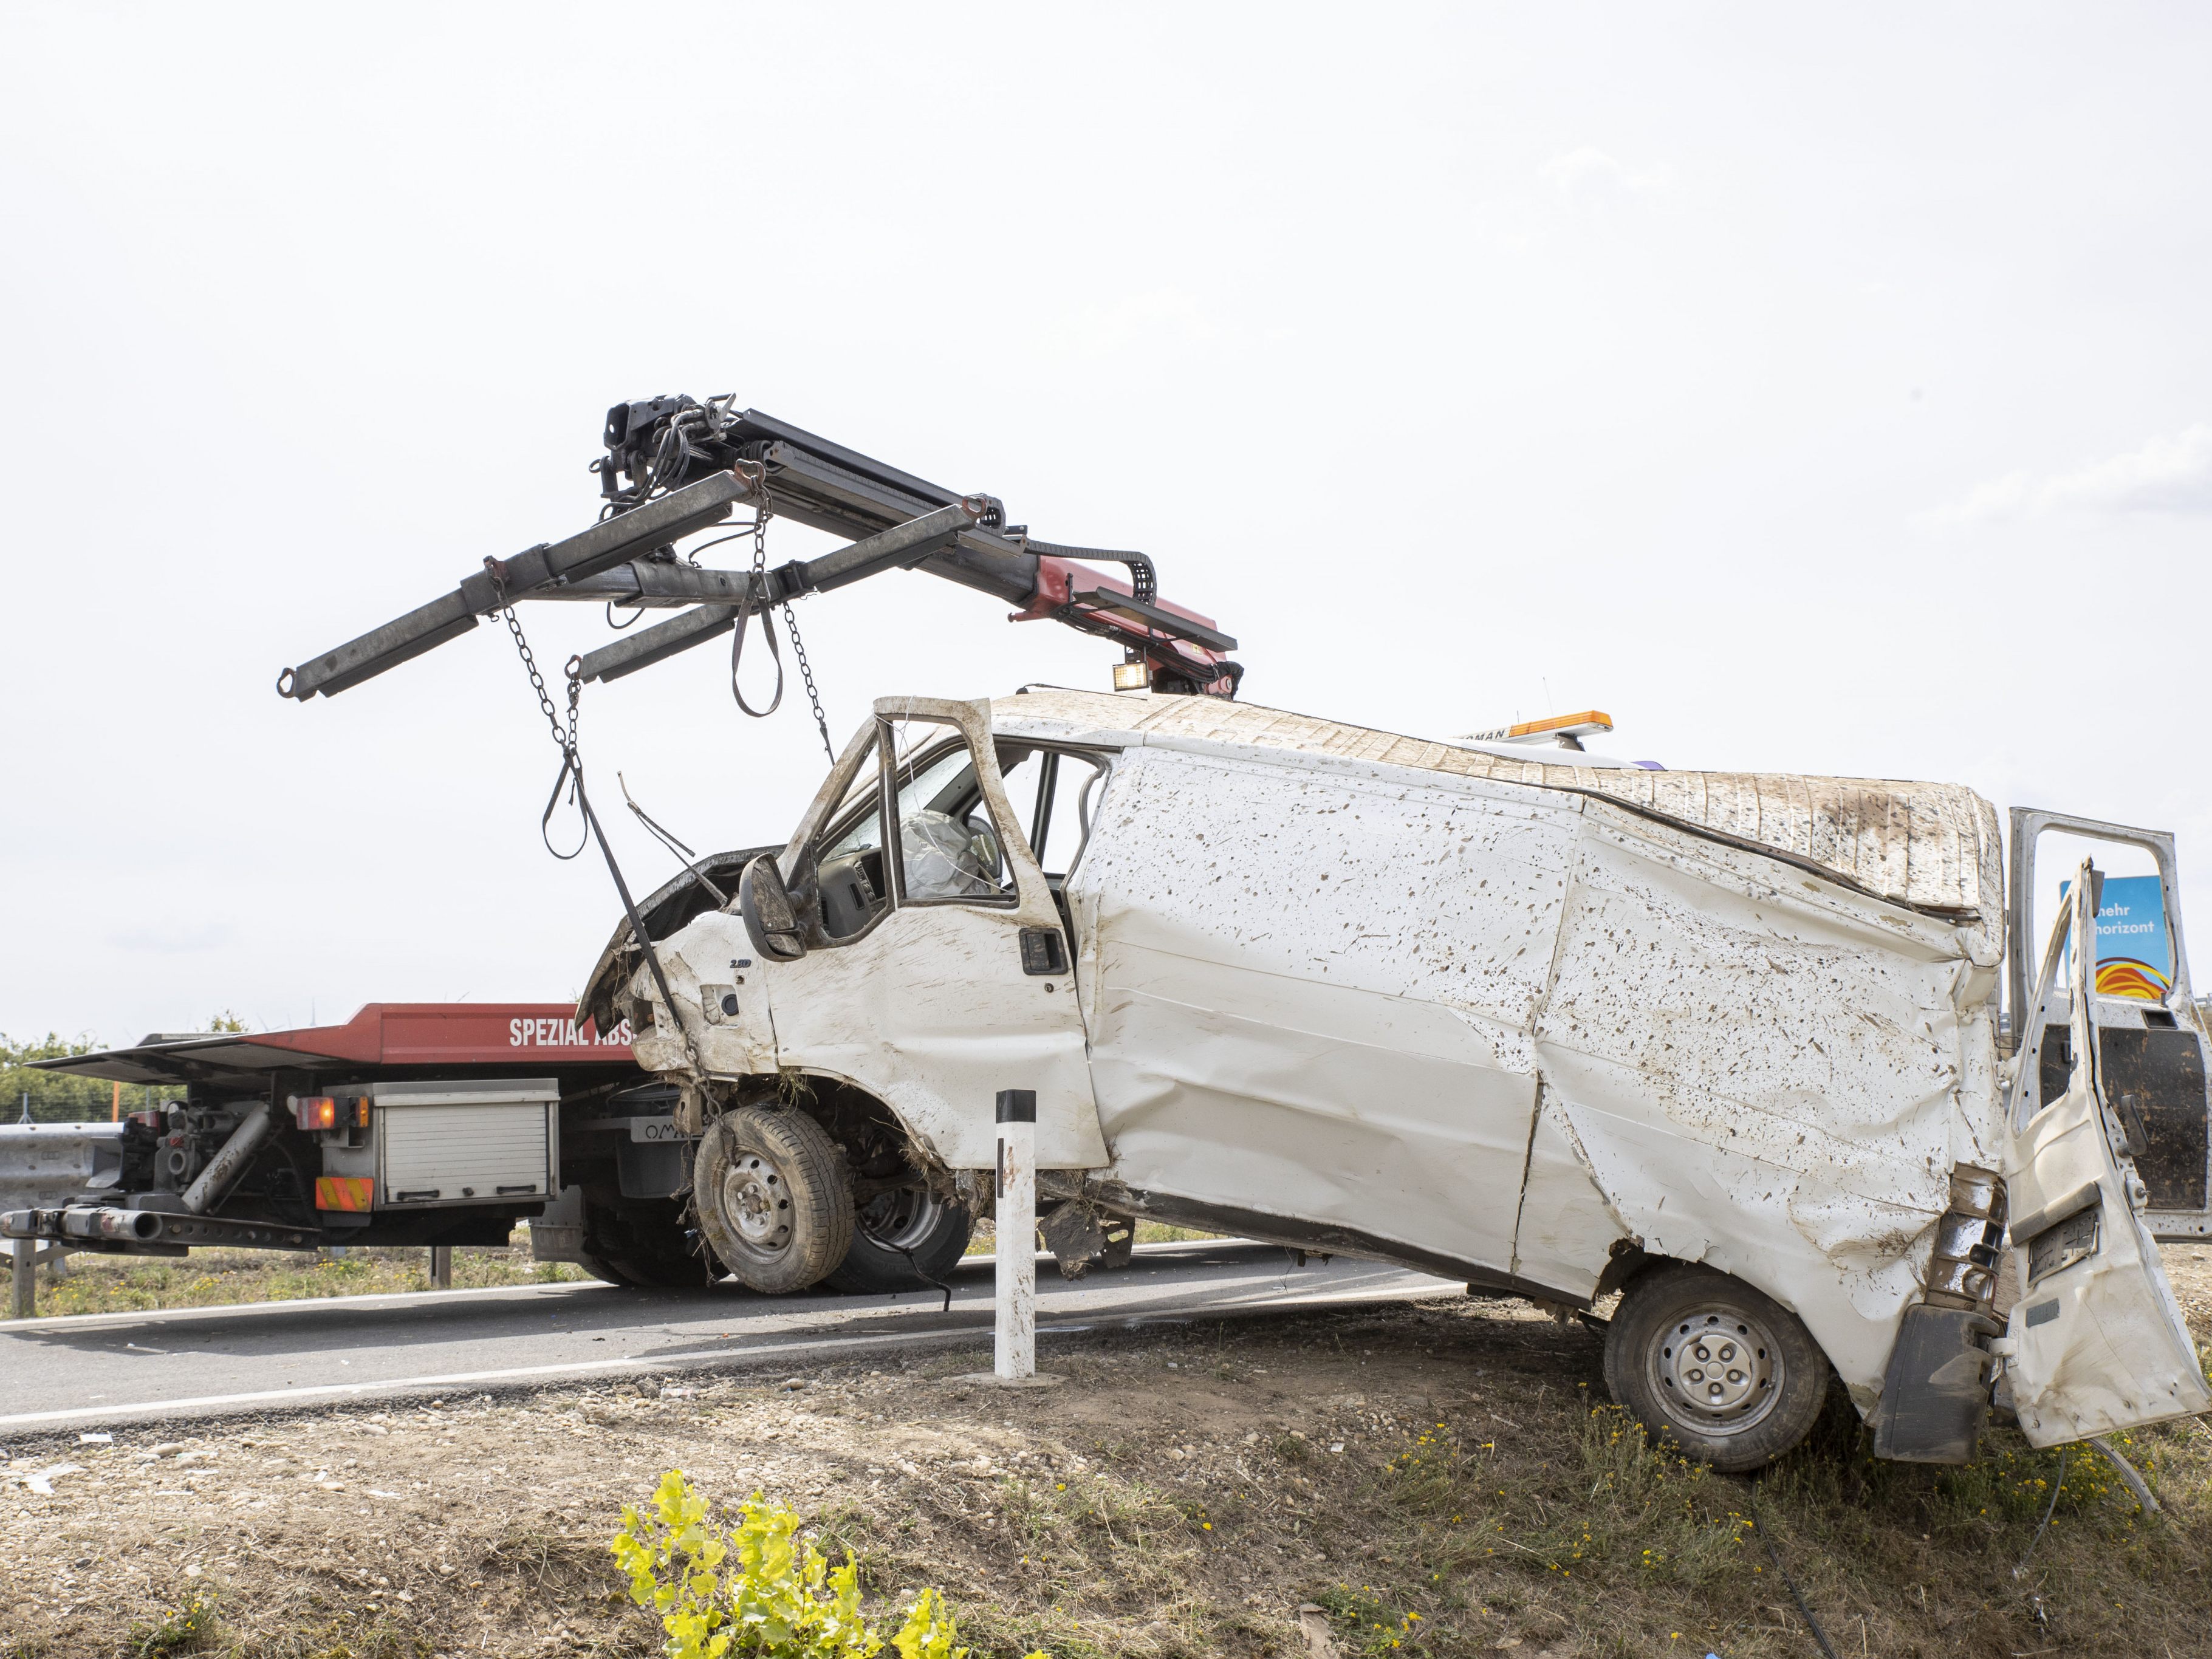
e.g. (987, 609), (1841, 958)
(278, 401), (1239, 703)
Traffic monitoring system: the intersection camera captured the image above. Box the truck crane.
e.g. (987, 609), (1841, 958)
(5, 400), (1238, 1293)
(274, 397), (1241, 705)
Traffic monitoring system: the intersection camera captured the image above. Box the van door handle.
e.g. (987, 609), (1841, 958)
(1019, 928), (1067, 976)
(2114, 1092), (2151, 1158)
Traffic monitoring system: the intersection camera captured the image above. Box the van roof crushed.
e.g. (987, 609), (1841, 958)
(990, 686), (2004, 923)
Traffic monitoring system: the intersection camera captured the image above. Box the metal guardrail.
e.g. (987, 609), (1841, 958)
(2, 1123), (126, 1316)
(0, 1122), (126, 1211)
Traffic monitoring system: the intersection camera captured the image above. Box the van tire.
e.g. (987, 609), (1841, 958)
(693, 1107), (854, 1294)
(823, 1186), (972, 1295)
(1602, 1262), (1829, 1473)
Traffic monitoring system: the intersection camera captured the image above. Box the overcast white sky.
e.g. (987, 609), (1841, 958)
(4, 5), (2208, 1045)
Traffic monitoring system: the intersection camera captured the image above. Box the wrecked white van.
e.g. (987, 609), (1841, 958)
(580, 688), (2212, 1471)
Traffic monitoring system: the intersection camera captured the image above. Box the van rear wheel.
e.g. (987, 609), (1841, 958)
(1602, 1262), (1829, 1473)
(693, 1107), (853, 1294)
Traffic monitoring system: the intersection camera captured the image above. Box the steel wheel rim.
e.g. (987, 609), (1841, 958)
(721, 1151), (792, 1252)
(1648, 1302), (1783, 1438)
(855, 1185), (943, 1253)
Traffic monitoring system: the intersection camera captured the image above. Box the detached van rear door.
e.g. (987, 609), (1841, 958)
(2007, 808), (2211, 1240)
(2001, 861), (2211, 1445)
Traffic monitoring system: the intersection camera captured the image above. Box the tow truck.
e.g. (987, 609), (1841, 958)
(9, 1004), (682, 1282)
(10, 993), (995, 1293)
(7, 400), (1230, 1295)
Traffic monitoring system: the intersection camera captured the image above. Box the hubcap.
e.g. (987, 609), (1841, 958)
(1649, 1305), (1782, 1437)
(857, 1185), (943, 1253)
(721, 1153), (791, 1251)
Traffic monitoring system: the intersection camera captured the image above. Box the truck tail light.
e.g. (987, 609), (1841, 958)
(315, 1176), (374, 1212)
(290, 1095), (371, 1131)
(292, 1095), (338, 1130)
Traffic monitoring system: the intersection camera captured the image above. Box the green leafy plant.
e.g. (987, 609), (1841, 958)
(613, 1469), (1046, 1659)
(1310, 1584), (1425, 1654)
(131, 1587), (218, 1655)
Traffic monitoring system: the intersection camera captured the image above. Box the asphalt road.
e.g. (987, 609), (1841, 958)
(0, 1242), (1460, 1433)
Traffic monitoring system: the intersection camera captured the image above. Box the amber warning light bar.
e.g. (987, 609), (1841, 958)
(1459, 710), (1615, 750)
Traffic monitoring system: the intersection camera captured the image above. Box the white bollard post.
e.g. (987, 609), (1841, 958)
(993, 1089), (1036, 1382)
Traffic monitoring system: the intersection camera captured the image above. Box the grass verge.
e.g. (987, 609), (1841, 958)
(9, 1229), (585, 1318)
(3, 1256), (2206, 1657)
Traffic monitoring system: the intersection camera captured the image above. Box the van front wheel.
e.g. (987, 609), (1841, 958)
(1601, 1262), (1829, 1473)
(693, 1108), (854, 1294)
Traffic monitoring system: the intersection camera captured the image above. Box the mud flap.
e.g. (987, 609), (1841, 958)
(1039, 1200), (1104, 1278)
(1037, 1202), (1134, 1278)
(1870, 1304), (2002, 1462)
(530, 1185), (586, 1264)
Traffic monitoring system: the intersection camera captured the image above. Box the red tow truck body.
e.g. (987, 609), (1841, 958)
(7, 1004), (660, 1264)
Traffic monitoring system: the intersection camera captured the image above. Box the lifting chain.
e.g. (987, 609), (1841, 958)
(487, 563), (706, 1075)
(731, 470), (836, 764)
(784, 606), (832, 765)
(490, 567), (587, 860)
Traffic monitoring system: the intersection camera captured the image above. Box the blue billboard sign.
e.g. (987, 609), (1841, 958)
(2060, 874), (2173, 1001)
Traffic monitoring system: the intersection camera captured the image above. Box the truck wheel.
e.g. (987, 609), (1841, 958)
(609, 1247), (725, 1288)
(1601, 1262), (1829, 1473)
(823, 1185), (972, 1295)
(693, 1107), (853, 1294)
(579, 1251), (716, 1288)
(577, 1251), (634, 1287)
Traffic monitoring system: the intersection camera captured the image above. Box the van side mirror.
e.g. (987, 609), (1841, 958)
(739, 855), (807, 962)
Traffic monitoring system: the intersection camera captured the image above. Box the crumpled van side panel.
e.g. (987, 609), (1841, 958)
(1526, 805), (1996, 1398)
(1071, 745), (1580, 1274)
(1070, 739), (1997, 1403)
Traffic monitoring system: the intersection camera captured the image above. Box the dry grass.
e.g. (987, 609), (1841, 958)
(2, 1252), (2208, 1657)
(8, 1231), (586, 1319)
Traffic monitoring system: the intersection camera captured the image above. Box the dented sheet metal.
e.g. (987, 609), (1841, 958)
(998, 688), (2004, 925)
(612, 685), (2199, 1449)
(1061, 728), (1991, 1398)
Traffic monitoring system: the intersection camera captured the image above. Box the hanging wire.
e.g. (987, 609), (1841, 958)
(2010, 1445), (2070, 1630)
(1747, 1479), (1841, 1659)
(680, 523), (765, 565)
(618, 771), (728, 905)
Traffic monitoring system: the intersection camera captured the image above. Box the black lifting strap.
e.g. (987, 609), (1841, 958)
(729, 479), (835, 764)
(730, 591), (787, 718)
